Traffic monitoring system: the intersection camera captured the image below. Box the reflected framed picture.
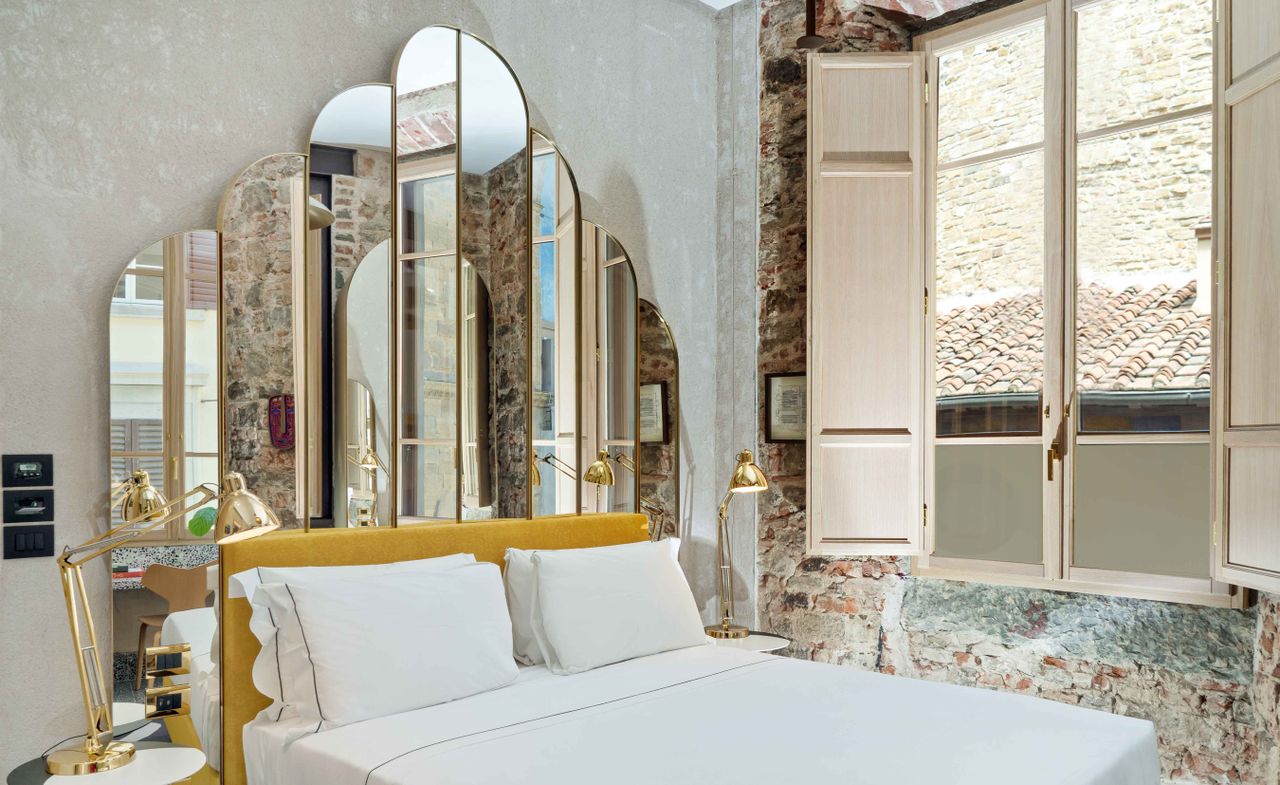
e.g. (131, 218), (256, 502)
(639, 382), (668, 444)
(766, 372), (806, 443)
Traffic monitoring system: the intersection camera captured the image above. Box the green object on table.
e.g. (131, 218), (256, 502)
(187, 507), (217, 538)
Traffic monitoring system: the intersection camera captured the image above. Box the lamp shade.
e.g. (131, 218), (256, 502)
(307, 196), (336, 230)
(214, 472), (282, 544)
(728, 450), (768, 494)
(583, 450), (615, 486)
(120, 470), (168, 522)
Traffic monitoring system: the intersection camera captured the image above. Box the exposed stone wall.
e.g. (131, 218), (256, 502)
(755, 2), (1275, 782)
(330, 148), (392, 301)
(221, 153), (305, 526)
(638, 298), (678, 536)
(1256, 595), (1280, 777)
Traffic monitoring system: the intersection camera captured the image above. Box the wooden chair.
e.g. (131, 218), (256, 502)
(134, 562), (215, 689)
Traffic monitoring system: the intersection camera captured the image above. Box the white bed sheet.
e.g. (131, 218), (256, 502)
(161, 607), (219, 770)
(244, 645), (1158, 785)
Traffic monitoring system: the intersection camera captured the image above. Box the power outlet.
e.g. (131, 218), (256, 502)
(3, 489), (54, 523)
(3, 524), (54, 559)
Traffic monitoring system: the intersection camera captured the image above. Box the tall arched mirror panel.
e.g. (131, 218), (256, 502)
(530, 131), (582, 516)
(109, 231), (221, 541)
(396, 26), (459, 523)
(307, 84), (394, 528)
(582, 223), (639, 514)
(220, 154), (309, 527)
(457, 32), (532, 520)
(638, 299), (679, 538)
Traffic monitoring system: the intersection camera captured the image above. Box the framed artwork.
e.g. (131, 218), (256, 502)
(766, 372), (806, 443)
(639, 382), (669, 444)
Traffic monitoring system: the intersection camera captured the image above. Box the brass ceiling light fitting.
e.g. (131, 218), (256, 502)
(707, 450), (769, 640)
(796, 0), (827, 50)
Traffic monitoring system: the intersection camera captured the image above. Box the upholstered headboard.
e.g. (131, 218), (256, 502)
(218, 513), (649, 785)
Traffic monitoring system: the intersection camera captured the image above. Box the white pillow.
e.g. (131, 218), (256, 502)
(253, 562), (516, 739)
(240, 553), (475, 720)
(505, 539), (680, 666)
(530, 539), (704, 675)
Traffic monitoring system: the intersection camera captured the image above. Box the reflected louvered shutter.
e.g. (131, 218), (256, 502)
(185, 230), (218, 311)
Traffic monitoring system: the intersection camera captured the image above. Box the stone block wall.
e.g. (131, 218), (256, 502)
(754, 1), (1278, 782)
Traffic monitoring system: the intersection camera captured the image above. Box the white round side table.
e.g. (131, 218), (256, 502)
(706, 630), (791, 653)
(10, 742), (205, 785)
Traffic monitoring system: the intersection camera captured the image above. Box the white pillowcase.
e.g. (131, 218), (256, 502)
(505, 539), (681, 666)
(240, 553), (475, 720)
(252, 562), (516, 740)
(529, 539), (704, 675)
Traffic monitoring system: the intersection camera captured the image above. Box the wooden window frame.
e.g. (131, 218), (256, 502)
(915, 0), (1237, 607)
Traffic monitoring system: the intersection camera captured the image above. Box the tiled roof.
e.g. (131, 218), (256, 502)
(936, 280), (1211, 397)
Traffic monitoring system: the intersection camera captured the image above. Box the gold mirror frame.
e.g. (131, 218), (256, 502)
(638, 298), (680, 538)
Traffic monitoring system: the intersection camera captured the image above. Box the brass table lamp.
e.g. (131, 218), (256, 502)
(707, 450), (768, 639)
(587, 450), (668, 540)
(47, 470), (280, 776)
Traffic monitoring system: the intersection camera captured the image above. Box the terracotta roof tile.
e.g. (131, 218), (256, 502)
(936, 280), (1210, 397)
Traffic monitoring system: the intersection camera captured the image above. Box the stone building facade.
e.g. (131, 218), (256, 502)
(753, 1), (1279, 781)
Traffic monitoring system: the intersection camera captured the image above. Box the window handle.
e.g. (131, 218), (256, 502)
(1047, 443), (1062, 482)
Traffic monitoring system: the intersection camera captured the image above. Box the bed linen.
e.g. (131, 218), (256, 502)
(244, 645), (1158, 785)
(161, 607), (220, 769)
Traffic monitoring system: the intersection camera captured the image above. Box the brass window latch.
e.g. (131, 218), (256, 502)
(1047, 441), (1062, 481)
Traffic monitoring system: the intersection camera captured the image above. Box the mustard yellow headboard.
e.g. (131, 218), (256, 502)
(218, 513), (649, 785)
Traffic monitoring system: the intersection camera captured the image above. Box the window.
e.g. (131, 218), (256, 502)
(108, 232), (219, 541)
(397, 160), (458, 521)
(918, 0), (1226, 604)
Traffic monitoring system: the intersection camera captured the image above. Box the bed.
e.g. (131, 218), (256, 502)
(220, 514), (1160, 785)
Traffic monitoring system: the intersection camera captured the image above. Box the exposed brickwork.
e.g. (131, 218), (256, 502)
(754, 2), (1277, 782)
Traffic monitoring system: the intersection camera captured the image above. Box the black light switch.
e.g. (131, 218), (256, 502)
(3, 524), (54, 559)
(3, 489), (54, 523)
(2, 454), (53, 487)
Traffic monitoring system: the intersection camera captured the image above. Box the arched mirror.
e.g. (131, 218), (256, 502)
(638, 299), (679, 538)
(307, 84), (394, 528)
(393, 26), (532, 523)
(529, 131), (582, 516)
(582, 223), (639, 514)
(220, 153), (309, 527)
(107, 230), (220, 713)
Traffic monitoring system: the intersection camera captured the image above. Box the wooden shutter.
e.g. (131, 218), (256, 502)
(807, 52), (925, 556)
(185, 230), (219, 311)
(1214, 1), (1280, 594)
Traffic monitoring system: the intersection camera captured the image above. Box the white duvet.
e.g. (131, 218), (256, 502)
(244, 645), (1158, 785)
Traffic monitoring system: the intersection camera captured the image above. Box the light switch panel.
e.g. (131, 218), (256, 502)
(2, 454), (53, 487)
(3, 524), (54, 559)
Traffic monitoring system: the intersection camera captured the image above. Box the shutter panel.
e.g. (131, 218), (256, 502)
(807, 52), (926, 556)
(1214, 1), (1280, 593)
(185, 230), (219, 311)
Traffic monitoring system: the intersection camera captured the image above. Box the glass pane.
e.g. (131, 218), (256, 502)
(1076, 113), (1212, 433)
(184, 455), (219, 535)
(400, 444), (456, 520)
(603, 262), (637, 442)
(1073, 443), (1210, 578)
(401, 255), (457, 442)
(934, 444), (1042, 564)
(604, 445), (637, 514)
(937, 21), (1044, 164)
(401, 174), (456, 255)
(532, 445), (574, 517)
(532, 242), (557, 441)
(132, 273), (164, 302)
(1076, 0), (1213, 134)
(935, 150), (1044, 436)
(131, 243), (164, 271)
(533, 152), (556, 237)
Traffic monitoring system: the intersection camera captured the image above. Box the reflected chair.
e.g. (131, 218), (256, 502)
(134, 562), (215, 689)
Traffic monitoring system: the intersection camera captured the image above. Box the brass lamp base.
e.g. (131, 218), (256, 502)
(46, 741), (136, 775)
(705, 623), (750, 640)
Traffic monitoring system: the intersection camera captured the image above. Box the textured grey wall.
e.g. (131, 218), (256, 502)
(0, 0), (734, 771)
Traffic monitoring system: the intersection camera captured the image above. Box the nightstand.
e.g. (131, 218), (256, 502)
(706, 630), (791, 653)
(8, 741), (206, 785)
